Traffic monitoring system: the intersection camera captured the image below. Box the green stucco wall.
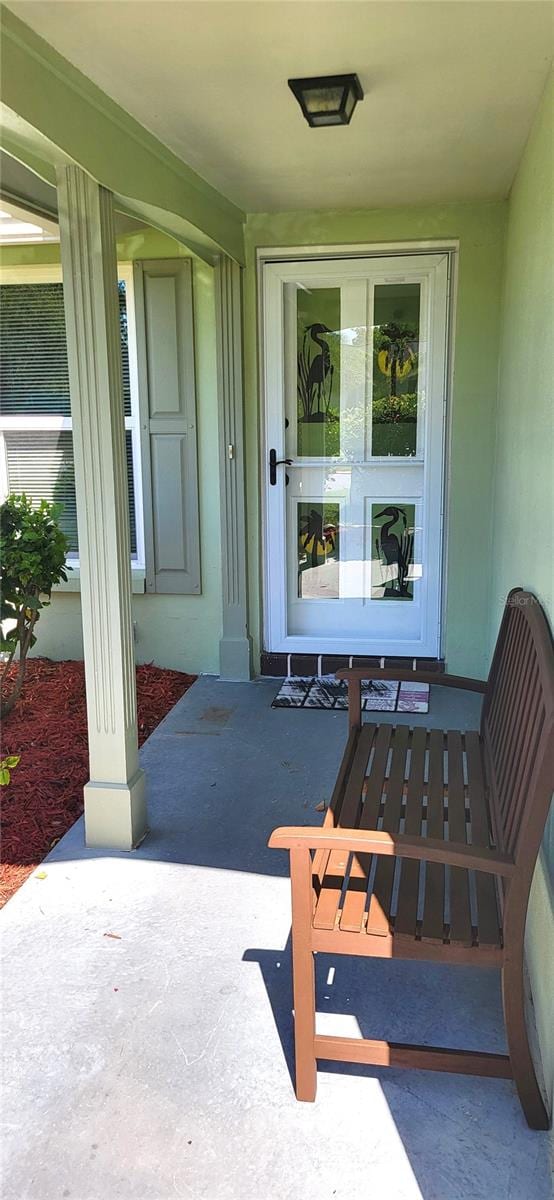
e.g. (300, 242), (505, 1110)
(0, 228), (222, 675)
(489, 71), (554, 1114)
(243, 202), (507, 677)
(2, 206), (509, 678)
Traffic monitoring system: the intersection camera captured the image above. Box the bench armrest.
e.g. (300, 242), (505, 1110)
(336, 667), (487, 731)
(336, 667), (487, 692)
(268, 826), (515, 877)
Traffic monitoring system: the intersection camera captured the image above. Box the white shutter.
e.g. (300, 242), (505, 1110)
(133, 259), (200, 594)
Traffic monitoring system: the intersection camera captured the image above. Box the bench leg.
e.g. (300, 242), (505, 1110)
(290, 848), (317, 1101)
(502, 951), (550, 1130)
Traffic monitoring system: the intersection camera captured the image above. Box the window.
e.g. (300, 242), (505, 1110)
(0, 256), (201, 597)
(0, 264), (144, 573)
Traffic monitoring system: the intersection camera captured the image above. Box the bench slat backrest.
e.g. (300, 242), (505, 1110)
(482, 590), (554, 868)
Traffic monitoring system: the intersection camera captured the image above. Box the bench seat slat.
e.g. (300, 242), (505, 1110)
(394, 727), (427, 938)
(446, 730), (472, 946)
(312, 729), (358, 889)
(340, 723), (400, 935)
(421, 728), (446, 941)
(364, 724), (403, 935)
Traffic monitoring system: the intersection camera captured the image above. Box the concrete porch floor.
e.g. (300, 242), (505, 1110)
(1, 677), (551, 1200)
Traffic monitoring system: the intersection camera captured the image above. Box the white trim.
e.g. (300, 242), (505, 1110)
(121, 263), (145, 571)
(0, 432), (8, 499)
(0, 414), (135, 433)
(52, 567), (146, 594)
(259, 243), (454, 659)
(264, 635), (438, 657)
(0, 260), (145, 570)
(0, 414), (73, 431)
(257, 239), (459, 266)
(438, 248), (459, 661)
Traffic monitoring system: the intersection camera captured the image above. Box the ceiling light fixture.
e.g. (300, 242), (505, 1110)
(288, 73), (363, 127)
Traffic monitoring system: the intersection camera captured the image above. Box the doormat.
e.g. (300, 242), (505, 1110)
(272, 675), (429, 713)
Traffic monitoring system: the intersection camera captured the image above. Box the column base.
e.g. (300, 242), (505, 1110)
(219, 635), (253, 682)
(84, 769), (147, 851)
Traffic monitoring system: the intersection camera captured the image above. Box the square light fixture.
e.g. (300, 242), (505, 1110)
(288, 73), (363, 127)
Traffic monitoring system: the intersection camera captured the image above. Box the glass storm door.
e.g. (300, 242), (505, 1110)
(263, 254), (449, 657)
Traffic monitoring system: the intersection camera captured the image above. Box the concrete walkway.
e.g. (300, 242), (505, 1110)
(1, 677), (551, 1200)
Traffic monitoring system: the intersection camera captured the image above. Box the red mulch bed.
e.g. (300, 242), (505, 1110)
(1, 657), (195, 908)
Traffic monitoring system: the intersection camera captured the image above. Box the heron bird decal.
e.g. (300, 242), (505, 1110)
(374, 506), (413, 597)
(297, 323), (335, 424)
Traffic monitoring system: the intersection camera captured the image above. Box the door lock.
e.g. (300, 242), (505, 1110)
(269, 448), (292, 485)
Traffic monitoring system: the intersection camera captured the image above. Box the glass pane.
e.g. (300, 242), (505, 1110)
(125, 429), (138, 555)
(372, 284), (420, 457)
(297, 501), (340, 598)
(303, 86), (343, 114)
(118, 281), (132, 416)
(297, 287), (341, 457)
(0, 283), (71, 416)
(4, 429), (137, 556)
(0, 281), (132, 416)
(5, 429), (78, 549)
(371, 503), (416, 600)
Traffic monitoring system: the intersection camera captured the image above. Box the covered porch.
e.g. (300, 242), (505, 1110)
(0, 1), (553, 1192)
(2, 675), (551, 1200)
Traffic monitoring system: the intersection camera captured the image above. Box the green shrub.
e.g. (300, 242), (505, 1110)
(372, 393), (417, 424)
(1, 494), (70, 718)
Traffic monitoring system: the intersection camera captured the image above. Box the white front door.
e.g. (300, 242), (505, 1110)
(263, 253), (450, 658)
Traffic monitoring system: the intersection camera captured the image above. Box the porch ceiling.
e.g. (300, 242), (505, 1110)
(5, 0), (553, 212)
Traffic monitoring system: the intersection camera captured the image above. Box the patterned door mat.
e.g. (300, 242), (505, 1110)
(272, 675), (429, 713)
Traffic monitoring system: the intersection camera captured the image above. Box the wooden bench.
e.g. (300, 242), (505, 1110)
(269, 589), (554, 1129)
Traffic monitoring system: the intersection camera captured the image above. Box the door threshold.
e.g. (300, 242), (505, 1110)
(260, 652), (445, 678)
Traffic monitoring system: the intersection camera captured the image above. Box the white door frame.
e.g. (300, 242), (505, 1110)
(258, 240), (458, 660)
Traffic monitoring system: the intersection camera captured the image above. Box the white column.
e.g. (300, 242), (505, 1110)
(215, 255), (253, 681)
(57, 165), (147, 850)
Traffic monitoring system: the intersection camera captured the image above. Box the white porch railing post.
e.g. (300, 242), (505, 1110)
(57, 165), (147, 850)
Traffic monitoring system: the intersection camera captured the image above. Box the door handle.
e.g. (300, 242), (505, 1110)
(269, 448), (292, 486)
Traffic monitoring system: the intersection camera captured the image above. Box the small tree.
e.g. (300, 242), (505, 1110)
(377, 322), (417, 399)
(1, 494), (70, 718)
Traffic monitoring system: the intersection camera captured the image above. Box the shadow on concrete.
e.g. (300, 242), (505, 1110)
(244, 936), (511, 1083)
(244, 938), (552, 1198)
(6, 676), (549, 1199)
(45, 675), (487, 880)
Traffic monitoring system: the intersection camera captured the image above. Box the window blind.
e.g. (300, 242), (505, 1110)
(0, 283), (71, 415)
(4, 430), (137, 555)
(0, 279), (135, 558)
(0, 281), (132, 416)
